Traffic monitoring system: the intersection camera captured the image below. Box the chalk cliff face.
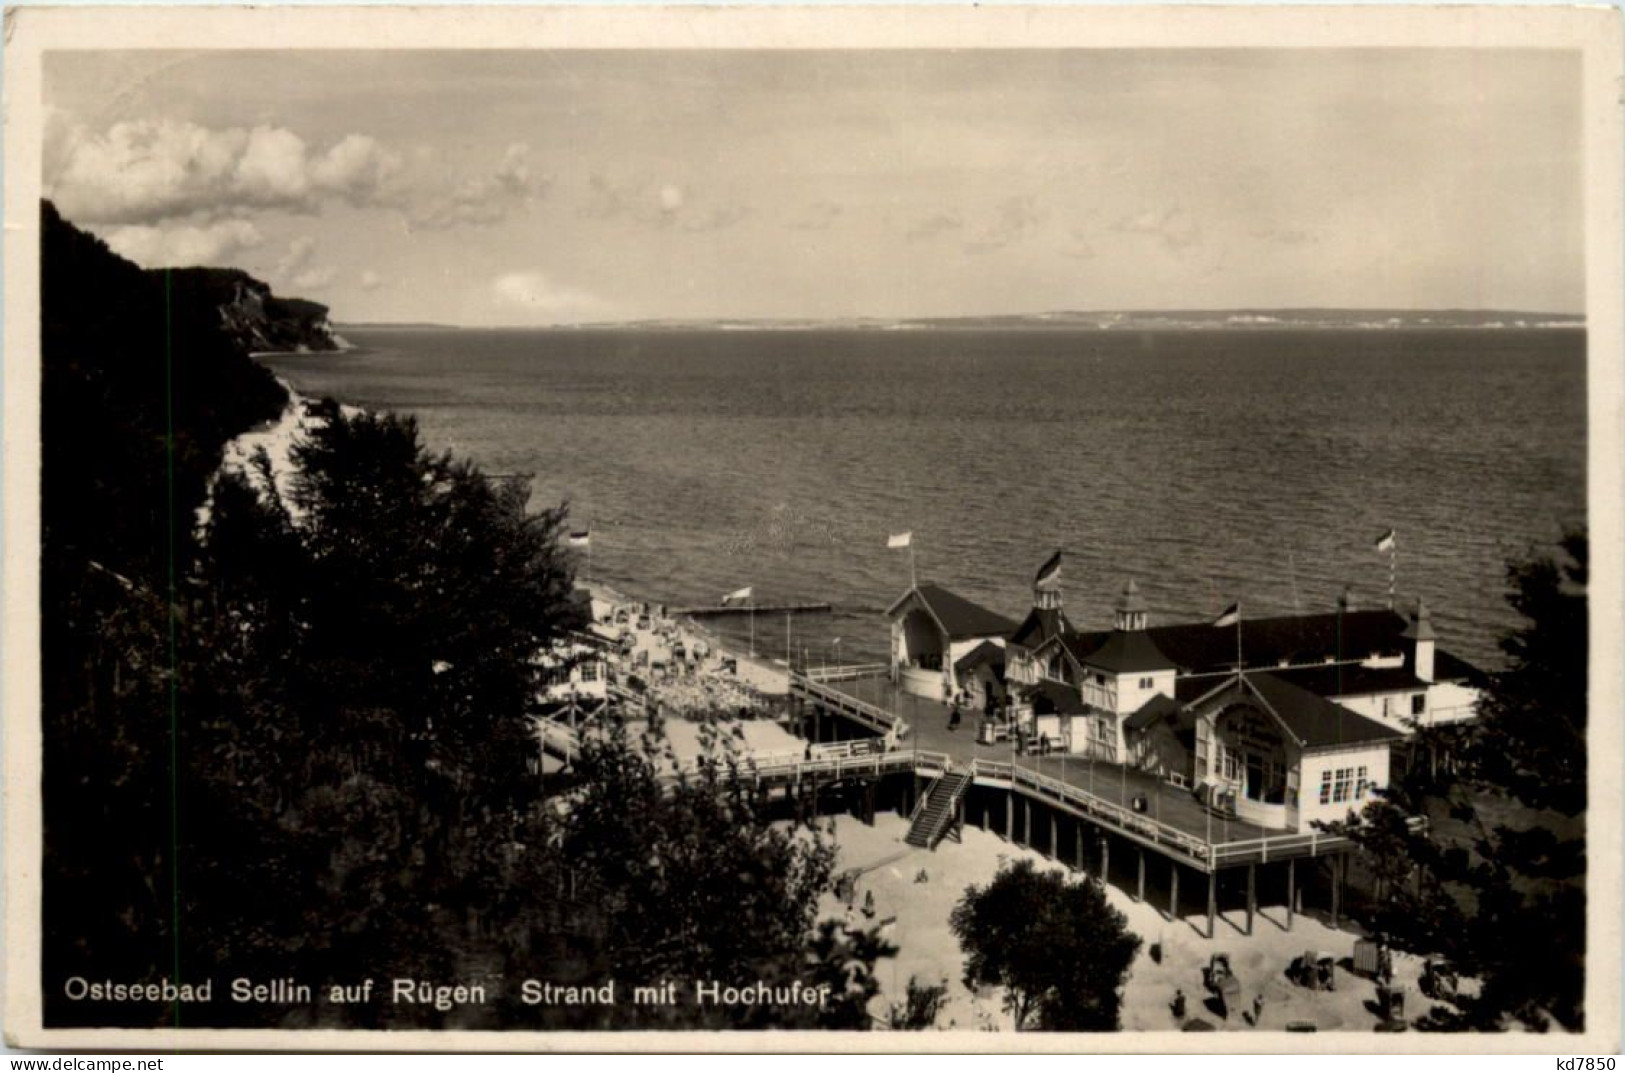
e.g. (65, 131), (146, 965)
(161, 267), (343, 353)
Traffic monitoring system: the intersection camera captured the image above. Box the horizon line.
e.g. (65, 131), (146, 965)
(334, 306), (1589, 331)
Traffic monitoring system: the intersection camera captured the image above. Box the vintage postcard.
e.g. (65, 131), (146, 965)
(3, 4), (1621, 1054)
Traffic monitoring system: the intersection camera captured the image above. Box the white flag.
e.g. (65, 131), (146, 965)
(887, 531), (912, 549)
(722, 585), (753, 605)
(1374, 528), (1396, 553)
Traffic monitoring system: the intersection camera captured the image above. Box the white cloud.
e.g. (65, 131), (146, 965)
(408, 142), (547, 230)
(50, 119), (403, 225)
(359, 269), (383, 291)
(311, 134), (401, 205)
(99, 218), (265, 268)
(491, 271), (605, 321)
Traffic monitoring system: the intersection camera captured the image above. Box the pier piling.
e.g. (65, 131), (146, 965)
(1331, 856), (1342, 930)
(1246, 862), (1256, 936)
(1288, 858), (1298, 929)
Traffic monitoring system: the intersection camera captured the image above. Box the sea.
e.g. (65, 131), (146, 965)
(260, 327), (1586, 673)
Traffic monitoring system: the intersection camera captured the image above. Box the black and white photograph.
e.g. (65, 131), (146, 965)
(3, 4), (1620, 1052)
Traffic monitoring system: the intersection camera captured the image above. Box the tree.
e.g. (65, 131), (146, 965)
(547, 716), (892, 1029)
(170, 402), (585, 1027)
(1320, 530), (1588, 1032)
(41, 198), (883, 1031)
(1473, 528), (1587, 816)
(950, 859), (1140, 1031)
(886, 976), (950, 1030)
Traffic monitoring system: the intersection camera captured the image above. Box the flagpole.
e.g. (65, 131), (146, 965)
(1389, 538), (1398, 610)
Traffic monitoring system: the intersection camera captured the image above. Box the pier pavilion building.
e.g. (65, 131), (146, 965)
(886, 583), (1017, 705)
(880, 564), (1483, 835)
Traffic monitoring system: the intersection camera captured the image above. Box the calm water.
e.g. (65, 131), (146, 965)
(262, 328), (1586, 671)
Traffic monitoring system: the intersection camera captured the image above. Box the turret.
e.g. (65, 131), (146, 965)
(1402, 598), (1437, 682)
(1114, 579), (1148, 632)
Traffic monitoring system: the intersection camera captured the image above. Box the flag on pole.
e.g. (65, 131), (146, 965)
(1211, 602), (1240, 629)
(1034, 548), (1063, 590)
(722, 585), (753, 605)
(887, 531), (912, 549)
(567, 530), (591, 547)
(1374, 528), (1396, 553)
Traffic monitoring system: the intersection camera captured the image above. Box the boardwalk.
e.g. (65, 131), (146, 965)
(796, 672), (1355, 878)
(825, 673), (1282, 844)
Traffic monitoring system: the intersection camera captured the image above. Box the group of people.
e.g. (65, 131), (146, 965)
(600, 599), (771, 721)
(1170, 989), (1268, 1026)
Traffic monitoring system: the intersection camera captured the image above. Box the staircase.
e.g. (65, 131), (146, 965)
(905, 769), (972, 850)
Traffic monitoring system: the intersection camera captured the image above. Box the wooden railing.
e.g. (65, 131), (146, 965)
(790, 673), (906, 739)
(543, 723), (1352, 867)
(970, 759), (1214, 865)
(673, 747), (947, 785)
(803, 663), (889, 683)
(1209, 829), (1344, 865)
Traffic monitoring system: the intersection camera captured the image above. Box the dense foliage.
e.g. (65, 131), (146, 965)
(549, 717), (890, 1028)
(1320, 529), (1588, 1031)
(41, 200), (291, 1023)
(949, 859), (1140, 1031)
(39, 202), (872, 1031)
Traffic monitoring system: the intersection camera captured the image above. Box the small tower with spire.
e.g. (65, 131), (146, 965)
(1114, 579), (1149, 632)
(1402, 597), (1437, 682)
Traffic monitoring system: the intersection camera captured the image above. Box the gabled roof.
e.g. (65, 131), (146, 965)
(1081, 629), (1174, 674)
(1433, 650), (1485, 686)
(954, 640), (1006, 676)
(1054, 608), (1484, 684)
(1145, 609), (1410, 672)
(1008, 606), (1072, 650)
(1190, 672), (1402, 750)
(1269, 662), (1426, 699)
(886, 583), (1018, 641)
(1124, 693), (1186, 732)
(1029, 679), (1087, 716)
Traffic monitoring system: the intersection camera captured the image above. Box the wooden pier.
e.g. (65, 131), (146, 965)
(674, 602), (833, 618)
(536, 669), (1359, 938)
(788, 669), (1357, 938)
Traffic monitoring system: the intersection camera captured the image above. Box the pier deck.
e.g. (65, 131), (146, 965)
(794, 671), (1353, 872)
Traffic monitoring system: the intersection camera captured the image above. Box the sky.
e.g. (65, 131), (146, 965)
(43, 49), (1584, 326)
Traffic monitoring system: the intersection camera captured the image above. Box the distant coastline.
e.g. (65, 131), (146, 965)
(341, 308), (1586, 334)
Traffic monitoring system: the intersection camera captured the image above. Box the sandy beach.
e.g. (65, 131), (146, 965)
(822, 813), (1449, 1034)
